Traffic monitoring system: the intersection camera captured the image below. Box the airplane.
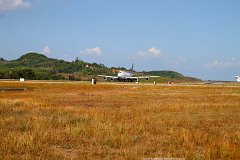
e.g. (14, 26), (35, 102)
(234, 76), (240, 82)
(98, 64), (159, 82)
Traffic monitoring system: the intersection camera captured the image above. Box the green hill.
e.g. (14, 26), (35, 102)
(0, 52), (113, 80)
(145, 71), (184, 78)
(0, 52), (201, 82)
(17, 52), (55, 67)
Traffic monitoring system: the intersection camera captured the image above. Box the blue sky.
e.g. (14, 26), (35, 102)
(0, 0), (240, 80)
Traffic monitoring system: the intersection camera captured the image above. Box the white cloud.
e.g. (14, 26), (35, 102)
(80, 47), (102, 56)
(42, 46), (51, 55)
(0, 0), (31, 12)
(136, 47), (161, 58)
(126, 47), (162, 61)
(147, 47), (161, 57)
(204, 58), (240, 69)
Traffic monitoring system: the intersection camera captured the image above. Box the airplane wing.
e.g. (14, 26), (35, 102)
(126, 76), (139, 79)
(98, 74), (160, 81)
(137, 76), (149, 80)
(126, 76), (160, 80)
(136, 76), (160, 80)
(149, 76), (160, 78)
(98, 75), (118, 80)
(125, 76), (149, 81)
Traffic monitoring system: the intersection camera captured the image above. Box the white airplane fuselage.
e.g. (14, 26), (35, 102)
(117, 71), (133, 79)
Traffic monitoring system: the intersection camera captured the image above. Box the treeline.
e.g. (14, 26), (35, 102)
(3, 52), (115, 76)
(0, 53), (117, 80)
(0, 69), (66, 80)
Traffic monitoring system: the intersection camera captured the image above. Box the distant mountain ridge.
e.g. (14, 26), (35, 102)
(0, 52), (201, 82)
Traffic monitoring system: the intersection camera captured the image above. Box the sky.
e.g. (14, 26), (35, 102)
(0, 0), (240, 80)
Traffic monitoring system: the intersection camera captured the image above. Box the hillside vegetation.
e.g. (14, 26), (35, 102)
(0, 52), (201, 82)
(0, 52), (113, 80)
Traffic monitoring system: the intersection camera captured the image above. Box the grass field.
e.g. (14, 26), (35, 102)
(0, 81), (240, 159)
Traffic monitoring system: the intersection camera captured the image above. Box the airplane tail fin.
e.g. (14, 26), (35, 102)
(130, 64), (134, 74)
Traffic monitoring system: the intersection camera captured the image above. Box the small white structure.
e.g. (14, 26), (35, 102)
(20, 78), (25, 82)
(234, 76), (240, 82)
(91, 79), (96, 85)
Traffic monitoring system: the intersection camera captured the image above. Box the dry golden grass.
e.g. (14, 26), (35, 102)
(0, 81), (240, 159)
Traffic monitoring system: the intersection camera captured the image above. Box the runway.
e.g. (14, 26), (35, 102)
(1, 79), (240, 88)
